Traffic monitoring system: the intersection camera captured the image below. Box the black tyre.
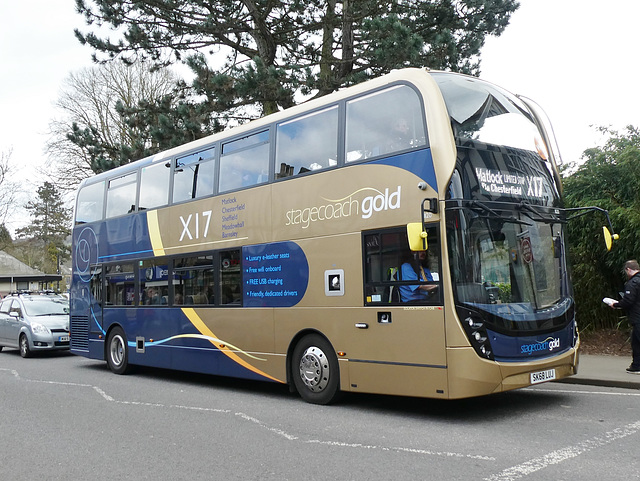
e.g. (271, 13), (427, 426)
(106, 327), (132, 374)
(19, 334), (32, 358)
(291, 334), (341, 405)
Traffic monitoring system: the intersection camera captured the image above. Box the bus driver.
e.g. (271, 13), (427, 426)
(399, 250), (438, 302)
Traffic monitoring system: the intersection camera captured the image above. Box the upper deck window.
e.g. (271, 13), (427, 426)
(219, 131), (270, 193)
(173, 147), (216, 203)
(75, 181), (105, 224)
(432, 73), (546, 157)
(139, 161), (170, 210)
(106, 172), (137, 218)
(345, 85), (427, 162)
(222, 130), (269, 155)
(275, 106), (338, 178)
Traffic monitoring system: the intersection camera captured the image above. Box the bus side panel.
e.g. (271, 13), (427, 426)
(152, 185), (273, 256)
(179, 307), (283, 382)
(100, 215), (154, 262)
(340, 306), (447, 398)
(276, 306), (448, 398)
(346, 362), (449, 399)
(270, 151), (438, 243)
(110, 307), (284, 383)
(269, 224), (449, 398)
(71, 222), (104, 358)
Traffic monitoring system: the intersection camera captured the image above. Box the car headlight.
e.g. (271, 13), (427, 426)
(31, 322), (50, 334)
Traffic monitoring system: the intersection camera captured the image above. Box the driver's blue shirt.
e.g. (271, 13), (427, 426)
(399, 263), (432, 302)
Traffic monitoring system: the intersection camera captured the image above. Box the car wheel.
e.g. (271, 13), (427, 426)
(106, 327), (132, 375)
(19, 334), (32, 358)
(291, 334), (342, 405)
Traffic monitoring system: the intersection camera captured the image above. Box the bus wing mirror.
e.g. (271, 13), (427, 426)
(423, 198), (438, 214)
(407, 222), (428, 251)
(603, 226), (619, 251)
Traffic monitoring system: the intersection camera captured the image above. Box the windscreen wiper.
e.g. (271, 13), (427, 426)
(516, 201), (564, 224)
(449, 200), (531, 225)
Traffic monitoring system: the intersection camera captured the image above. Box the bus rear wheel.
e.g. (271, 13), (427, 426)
(106, 327), (132, 375)
(292, 334), (341, 405)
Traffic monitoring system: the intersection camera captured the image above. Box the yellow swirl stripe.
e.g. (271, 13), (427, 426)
(182, 308), (283, 383)
(147, 210), (166, 256)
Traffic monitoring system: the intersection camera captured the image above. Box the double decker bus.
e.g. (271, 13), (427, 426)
(70, 68), (582, 404)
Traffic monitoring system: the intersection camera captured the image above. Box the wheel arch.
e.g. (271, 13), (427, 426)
(103, 322), (125, 361)
(285, 328), (333, 391)
(19, 328), (32, 347)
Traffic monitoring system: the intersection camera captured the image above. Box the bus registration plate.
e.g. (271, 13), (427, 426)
(530, 369), (556, 384)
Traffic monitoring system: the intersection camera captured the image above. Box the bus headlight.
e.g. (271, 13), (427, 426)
(462, 315), (494, 361)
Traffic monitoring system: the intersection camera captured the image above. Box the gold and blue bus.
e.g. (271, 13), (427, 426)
(70, 68), (580, 404)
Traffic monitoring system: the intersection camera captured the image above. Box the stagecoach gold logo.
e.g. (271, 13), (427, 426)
(285, 186), (401, 229)
(520, 337), (561, 354)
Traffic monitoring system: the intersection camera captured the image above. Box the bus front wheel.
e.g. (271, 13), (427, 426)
(292, 334), (341, 405)
(106, 327), (132, 375)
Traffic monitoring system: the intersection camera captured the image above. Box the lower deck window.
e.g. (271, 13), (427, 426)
(95, 249), (242, 308)
(363, 226), (441, 305)
(139, 258), (169, 305)
(219, 250), (242, 305)
(174, 255), (215, 305)
(105, 264), (135, 306)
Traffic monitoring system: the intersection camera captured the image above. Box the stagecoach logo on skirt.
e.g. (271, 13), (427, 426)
(520, 337), (561, 355)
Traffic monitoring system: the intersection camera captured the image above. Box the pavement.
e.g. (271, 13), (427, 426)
(558, 354), (640, 390)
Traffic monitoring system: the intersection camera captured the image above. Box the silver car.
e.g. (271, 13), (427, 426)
(0, 294), (70, 357)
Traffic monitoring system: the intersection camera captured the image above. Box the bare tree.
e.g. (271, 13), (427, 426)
(0, 148), (17, 226)
(46, 61), (177, 191)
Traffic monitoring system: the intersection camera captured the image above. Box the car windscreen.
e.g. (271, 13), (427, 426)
(22, 298), (69, 316)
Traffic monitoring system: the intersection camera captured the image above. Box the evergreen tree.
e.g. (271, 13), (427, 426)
(73, 0), (519, 172)
(0, 223), (11, 252)
(15, 182), (72, 274)
(563, 126), (640, 331)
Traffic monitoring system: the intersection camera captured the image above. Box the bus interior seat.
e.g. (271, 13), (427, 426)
(383, 267), (400, 303)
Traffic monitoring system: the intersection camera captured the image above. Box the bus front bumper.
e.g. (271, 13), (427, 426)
(446, 341), (580, 399)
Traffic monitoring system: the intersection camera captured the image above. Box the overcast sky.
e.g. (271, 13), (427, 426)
(1, 0), (639, 233)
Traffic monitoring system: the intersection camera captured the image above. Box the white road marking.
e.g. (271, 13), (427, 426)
(484, 420), (640, 481)
(526, 386), (640, 396)
(0, 367), (493, 461)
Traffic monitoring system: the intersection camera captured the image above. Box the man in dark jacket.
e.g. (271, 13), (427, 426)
(607, 260), (640, 373)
